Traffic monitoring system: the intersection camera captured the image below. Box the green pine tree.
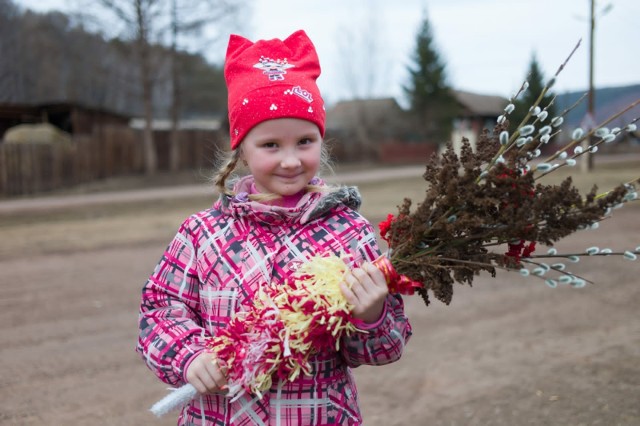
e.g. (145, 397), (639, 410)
(509, 53), (557, 133)
(403, 13), (458, 144)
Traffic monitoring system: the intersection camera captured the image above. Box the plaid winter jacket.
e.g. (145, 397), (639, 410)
(137, 176), (412, 425)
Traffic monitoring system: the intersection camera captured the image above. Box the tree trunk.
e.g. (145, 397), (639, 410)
(169, 0), (180, 173)
(137, 0), (157, 175)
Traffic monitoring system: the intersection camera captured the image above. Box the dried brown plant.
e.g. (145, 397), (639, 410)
(382, 73), (639, 306)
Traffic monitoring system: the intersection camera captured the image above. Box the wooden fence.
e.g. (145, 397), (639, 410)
(1, 125), (531, 197)
(0, 126), (224, 197)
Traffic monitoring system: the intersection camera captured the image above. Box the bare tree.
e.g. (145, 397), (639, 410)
(92, 0), (166, 175)
(167, 0), (240, 172)
(336, 7), (382, 100)
(335, 1), (385, 160)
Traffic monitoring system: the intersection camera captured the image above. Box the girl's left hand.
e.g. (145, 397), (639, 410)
(341, 262), (388, 323)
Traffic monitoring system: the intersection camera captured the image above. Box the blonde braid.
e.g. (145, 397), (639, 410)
(213, 149), (241, 196)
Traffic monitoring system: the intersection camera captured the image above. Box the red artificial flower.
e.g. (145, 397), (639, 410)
(522, 241), (536, 258)
(505, 240), (536, 264)
(378, 214), (395, 243)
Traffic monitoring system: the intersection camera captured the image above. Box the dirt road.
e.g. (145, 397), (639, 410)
(1, 172), (639, 425)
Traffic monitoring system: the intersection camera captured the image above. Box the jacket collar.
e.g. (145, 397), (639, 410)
(216, 175), (362, 225)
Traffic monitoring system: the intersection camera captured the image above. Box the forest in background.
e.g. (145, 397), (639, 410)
(0, 0), (229, 119)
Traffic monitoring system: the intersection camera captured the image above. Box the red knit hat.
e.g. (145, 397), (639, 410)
(224, 30), (326, 149)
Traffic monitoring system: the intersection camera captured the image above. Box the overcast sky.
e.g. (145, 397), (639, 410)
(15, 0), (640, 105)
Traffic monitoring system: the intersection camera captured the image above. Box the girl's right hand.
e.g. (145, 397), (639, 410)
(185, 351), (228, 395)
(340, 262), (389, 324)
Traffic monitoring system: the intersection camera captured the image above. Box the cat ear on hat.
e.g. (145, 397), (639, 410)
(225, 34), (254, 61)
(283, 29), (310, 45)
(282, 30), (321, 75)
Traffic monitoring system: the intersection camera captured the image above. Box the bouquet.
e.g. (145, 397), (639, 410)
(151, 42), (639, 416)
(151, 254), (421, 416)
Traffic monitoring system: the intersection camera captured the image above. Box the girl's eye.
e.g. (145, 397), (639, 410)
(262, 142), (278, 148)
(298, 138), (313, 145)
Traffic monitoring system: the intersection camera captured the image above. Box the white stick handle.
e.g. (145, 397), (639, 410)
(149, 383), (198, 417)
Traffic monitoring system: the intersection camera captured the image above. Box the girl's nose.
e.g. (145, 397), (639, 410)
(281, 152), (301, 168)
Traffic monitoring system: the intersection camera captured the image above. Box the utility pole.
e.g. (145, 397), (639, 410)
(581, 0), (596, 172)
(580, 0), (612, 173)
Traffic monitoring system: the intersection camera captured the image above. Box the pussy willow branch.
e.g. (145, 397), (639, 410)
(558, 93), (589, 120)
(527, 250), (640, 259)
(595, 178), (640, 200)
(509, 81), (529, 104)
(520, 259), (595, 285)
(551, 39), (582, 79)
(484, 40), (583, 172)
(524, 258), (587, 271)
(522, 94), (587, 159)
(539, 98), (640, 171)
(516, 128), (564, 161)
(507, 98), (560, 159)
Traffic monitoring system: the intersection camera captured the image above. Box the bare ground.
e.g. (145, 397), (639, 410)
(1, 169), (639, 426)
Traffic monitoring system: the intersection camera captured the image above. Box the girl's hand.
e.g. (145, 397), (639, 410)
(185, 351), (228, 395)
(340, 262), (389, 323)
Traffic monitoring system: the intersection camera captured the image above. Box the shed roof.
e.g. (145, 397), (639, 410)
(453, 90), (508, 117)
(326, 97), (408, 130)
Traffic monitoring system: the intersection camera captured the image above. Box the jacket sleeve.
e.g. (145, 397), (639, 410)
(136, 216), (207, 386)
(339, 219), (412, 367)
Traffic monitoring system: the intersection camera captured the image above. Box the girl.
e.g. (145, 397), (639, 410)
(137, 30), (411, 425)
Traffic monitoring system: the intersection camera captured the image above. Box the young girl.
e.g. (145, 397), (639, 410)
(137, 30), (412, 425)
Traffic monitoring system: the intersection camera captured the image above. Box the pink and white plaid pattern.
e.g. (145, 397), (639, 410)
(137, 179), (412, 425)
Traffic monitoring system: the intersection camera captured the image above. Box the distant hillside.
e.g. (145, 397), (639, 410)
(555, 84), (640, 131)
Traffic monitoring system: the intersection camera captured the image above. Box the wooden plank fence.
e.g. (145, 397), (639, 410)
(0, 125), (224, 197)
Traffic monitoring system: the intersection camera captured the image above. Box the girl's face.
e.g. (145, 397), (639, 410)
(240, 118), (322, 197)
